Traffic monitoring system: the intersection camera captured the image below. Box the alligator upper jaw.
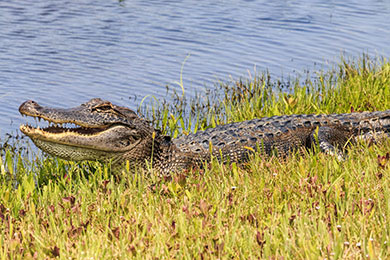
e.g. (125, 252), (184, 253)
(18, 99), (111, 128)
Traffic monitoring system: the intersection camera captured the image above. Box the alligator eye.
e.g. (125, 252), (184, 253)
(92, 103), (114, 112)
(97, 106), (112, 111)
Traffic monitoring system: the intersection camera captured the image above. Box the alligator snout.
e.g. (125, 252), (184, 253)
(19, 100), (42, 115)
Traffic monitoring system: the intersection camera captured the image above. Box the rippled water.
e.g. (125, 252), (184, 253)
(1, 0), (389, 135)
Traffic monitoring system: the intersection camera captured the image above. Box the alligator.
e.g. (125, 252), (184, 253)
(19, 98), (390, 175)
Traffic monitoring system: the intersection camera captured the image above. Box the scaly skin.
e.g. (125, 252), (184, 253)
(19, 98), (390, 175)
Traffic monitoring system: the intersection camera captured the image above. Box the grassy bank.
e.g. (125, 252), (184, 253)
(1, 55), (390, 259)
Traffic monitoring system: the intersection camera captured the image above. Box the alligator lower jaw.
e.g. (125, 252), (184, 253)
(18, 123), (120, 153)
(19, 124), (110, 140)
(19, 124), (122, 161)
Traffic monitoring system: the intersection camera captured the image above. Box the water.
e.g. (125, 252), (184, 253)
(1, 0), (389, 136)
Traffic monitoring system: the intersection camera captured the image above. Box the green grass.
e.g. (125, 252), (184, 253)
(1, 55), (390, 259)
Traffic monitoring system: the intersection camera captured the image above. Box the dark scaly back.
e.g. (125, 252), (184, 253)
(172, 110), (390, 163)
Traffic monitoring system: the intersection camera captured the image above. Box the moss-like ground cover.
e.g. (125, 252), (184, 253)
(1, 55), (390, 259)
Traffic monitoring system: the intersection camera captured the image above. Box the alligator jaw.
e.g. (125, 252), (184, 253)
(19, 118), (141, 154)
(19, 125), (131, 162)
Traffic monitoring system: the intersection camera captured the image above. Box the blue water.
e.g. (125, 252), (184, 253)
(0, 0), (389, 135)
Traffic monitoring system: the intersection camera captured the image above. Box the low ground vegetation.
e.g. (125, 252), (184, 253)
(1, 55), (390, 259)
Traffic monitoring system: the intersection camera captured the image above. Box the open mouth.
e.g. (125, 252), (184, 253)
(20, 115), (110, 138)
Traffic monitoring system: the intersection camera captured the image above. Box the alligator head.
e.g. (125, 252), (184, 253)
(19, 98), (168, 171)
